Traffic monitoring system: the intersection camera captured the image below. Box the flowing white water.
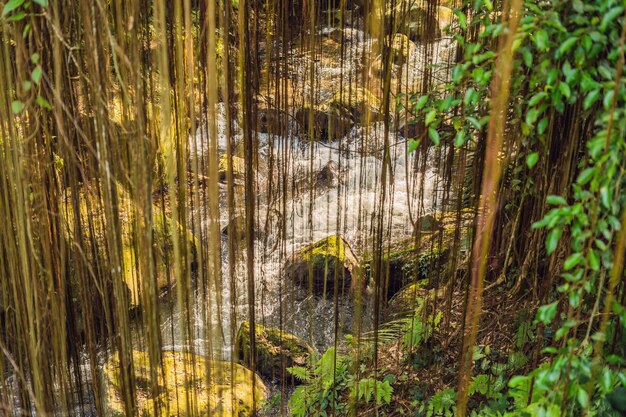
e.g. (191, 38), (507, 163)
(173, 29), (454, 360)
(173, 116), (442, 361)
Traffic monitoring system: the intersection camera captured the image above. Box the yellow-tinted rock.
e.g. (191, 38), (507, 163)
(286, 235), (363, 294)
(218, 155), (245, 181)
(389, 33), (418, 65)
(236, 322), (314, 383)
(323, 87), (382, 124)
(382, 1), (442, 43)
(438, 6), (454, 29)
(103, 350), (267, 417)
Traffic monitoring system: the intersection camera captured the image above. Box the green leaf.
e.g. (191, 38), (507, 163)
(577, 167), (595, 185)
(588, 249), (600, 272)
(535, 30), (548, 50)
(603, 89), (615, 110)
(583, 90), (600, 110)
(287, 366), (311, 382)
(22, 80), (32, 91)
(33, 0), (48, 6)
(31, 53), (40, 64)
(526, 152), (539, 169)
(31, 65), (42, 85)
(36, 95), (52, 110)
(464, 87), (476, 106)
(557, 37), (578, 57)
(559, 82), (571, 100)
(545, 228), (562, 255)
(577, 387), (589, 408)
(528, 92), (547, 107)
(600, 187), (610, 209)
(600, 6), (624, 31)
(428, 127), (440, 146)
(525, 108), (540, 125)
(536, 302), (558, 325)
(569, 291), (581, 308)
(454, 130), (467, 147)
(425, 109), (436, 126)
(521, 48), (533, 68)
(546, 195), (567, 205)
(537, 117), (549, 135)
(7, 10), (25, 21)
(454, 10), (467, 29)
(2, 0), (25, 17)
(414, 95), (428, 111)
(408, 139), (419, 154)
(467, 116), (481, 130)
(564, 253), (583, 271)
(11, 100), (25, 114)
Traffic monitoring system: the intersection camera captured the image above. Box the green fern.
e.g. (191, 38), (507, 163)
(350, 378), (394, 405)
(287, 366), (312, 383)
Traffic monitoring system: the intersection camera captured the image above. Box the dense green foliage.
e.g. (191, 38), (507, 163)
(401, 0), (626, 415)
(287, 347), (393, 417)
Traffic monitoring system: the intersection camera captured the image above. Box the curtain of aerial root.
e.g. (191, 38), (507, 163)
(0, 0), (464, 416)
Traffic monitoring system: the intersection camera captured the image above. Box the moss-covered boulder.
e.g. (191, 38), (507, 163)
(417, 214), (443, 232)
(218, 155), (245, 182)
(389, 33), (418, 66)
(390, 2), (442, 43)
(103, 350), (267, 417)
(386, 280), (428, 317)
(235, 322), (314, 383)
(368, 0), (442, 43)
(362, 242), (449, 301)
(285, 236), (363, 294)
(323, 87), (382, 125)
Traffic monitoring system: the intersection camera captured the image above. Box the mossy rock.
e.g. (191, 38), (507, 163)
(389, 33), (418, 66)
(362, 243), (449, 301)
(417, 214), (443, 232)
(103, 350), (267, 417)
(386, 280), (428, 317)
(322, 87), (382, 125)
(218, 155), (245, 182)
(285, 236), (363, 295)
(388, 1), (442, 43)
(235, 322), (314, 383)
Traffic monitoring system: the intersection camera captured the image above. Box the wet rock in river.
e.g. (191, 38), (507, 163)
(235, 321), (315, 384)
(103, 350), (267, 417)
(384, 1), (443, 43)
(324, 86), (383, 125)
(295, 105), (352, 142)
(372, 33), (418, 66)
(315, 160), (342, 190)
(255, 102), (286, 135)
(285, 235), (363, 295)
(218, 154), (245, 182)
(295, 86), (382, 141)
